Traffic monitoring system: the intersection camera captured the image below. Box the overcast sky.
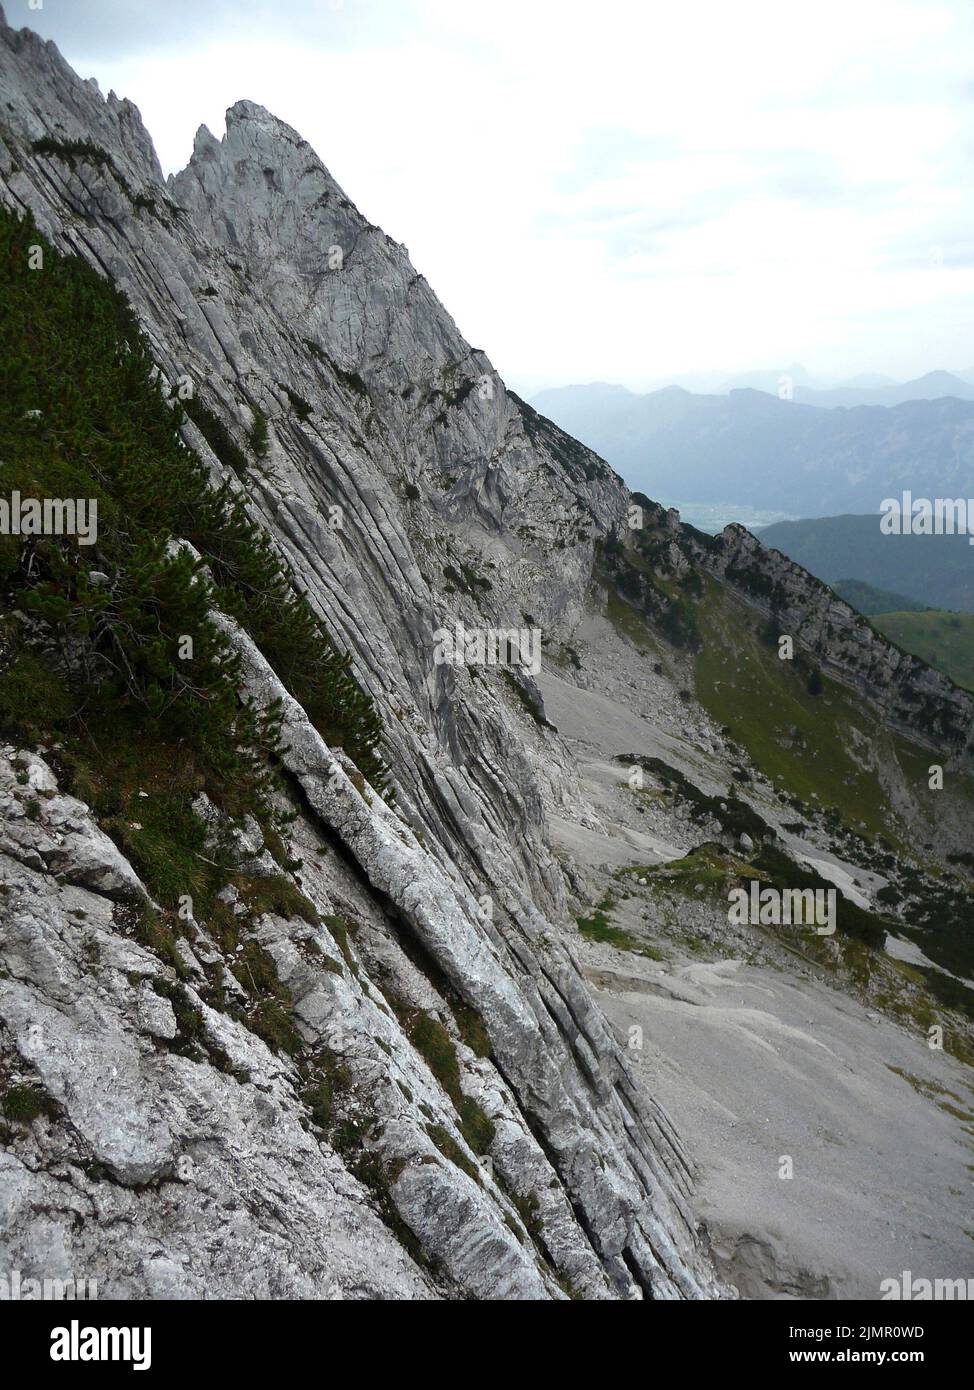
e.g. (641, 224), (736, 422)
(8, 0), (974, 394)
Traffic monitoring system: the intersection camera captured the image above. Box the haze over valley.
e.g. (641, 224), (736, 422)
(532, 372), (974, 521)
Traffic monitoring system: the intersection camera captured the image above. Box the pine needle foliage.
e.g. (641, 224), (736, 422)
(0, 208), (388, 862)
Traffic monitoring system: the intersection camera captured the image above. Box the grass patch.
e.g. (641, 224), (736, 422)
(425, 1123), (482, 1184)
(388, 999), (495, 1155)
(0, 1081), (60, 1126)
(321, 914), (360, 977)
(872, 610), (974, 693)
(576, 893), (664, 958)
(694, 576), (908, 840)
(236, 874), (320, 925)
(621, 843), (759, 898)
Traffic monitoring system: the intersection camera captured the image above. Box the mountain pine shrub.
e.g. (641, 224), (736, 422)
(0, 206), (388, 904)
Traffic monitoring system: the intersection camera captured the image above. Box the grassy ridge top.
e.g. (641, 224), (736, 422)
(758, 514), (974, 613)
(871, 610), (974, 693)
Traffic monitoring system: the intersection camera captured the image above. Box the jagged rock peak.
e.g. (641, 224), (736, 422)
(0, 10), (722, 1301)
(179, 99), (339, 186)
(0, 7), (163, 182)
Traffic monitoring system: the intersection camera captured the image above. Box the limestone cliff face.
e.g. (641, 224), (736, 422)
(0, 11), (717, 1299)
(0, 28), (622, 921)
(3, 8), (967, 1304)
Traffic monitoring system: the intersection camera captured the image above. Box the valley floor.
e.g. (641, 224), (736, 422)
(592, 952), (973, 1299)
(538, 653), (974, 1300)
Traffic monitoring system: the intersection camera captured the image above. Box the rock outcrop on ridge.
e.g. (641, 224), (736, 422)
(0, 8), (718, 1299)
(1, 8), (971, 1303)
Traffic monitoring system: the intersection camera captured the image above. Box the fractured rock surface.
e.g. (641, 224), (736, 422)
(0, 9), (718, 1299)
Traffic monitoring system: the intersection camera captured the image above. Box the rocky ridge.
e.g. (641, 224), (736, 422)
(1, 7), (971, 1302)
(0, 9), (715, 1299)
(708, 521), (974, 762)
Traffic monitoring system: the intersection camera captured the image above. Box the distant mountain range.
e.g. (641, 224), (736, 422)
(757, 515), (974, 613)
(542, 366), (974, 407)
(790, 370), (974, 409)
(530, 381), (974, 517)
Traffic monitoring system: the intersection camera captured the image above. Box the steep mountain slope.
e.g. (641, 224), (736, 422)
(1, 8), (972, 1302)
(532, 383), (974, 516)
(534, 660), (974, 1298)
(759, 515), (974, 613)
(0, 11), (715, 1301)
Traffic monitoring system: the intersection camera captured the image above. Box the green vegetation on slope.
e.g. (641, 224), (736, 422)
(576, 891), (664, 958)
(597, 517), (974, 850)
(599, 524), (703, 653)
(617, 753), (770, 843)
(870, 610), (974, 692)
(0, 207), (388, 916)
(695, 576), (889, 835)
(618, 842), (974, 1056)
(693, 575), (934, 842)
(592, 516), (974, 1055)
